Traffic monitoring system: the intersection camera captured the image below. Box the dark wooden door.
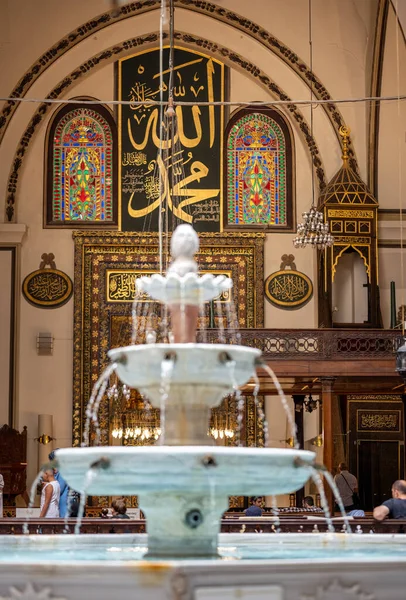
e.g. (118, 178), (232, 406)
(358, 440), (400, 511)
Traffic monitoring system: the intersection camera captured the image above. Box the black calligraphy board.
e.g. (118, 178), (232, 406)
(22, 269), (73, 308)
(118, 47), (226, 232)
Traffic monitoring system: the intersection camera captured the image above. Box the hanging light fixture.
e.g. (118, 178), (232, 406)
(109, 381), (161, 443)
(208, 396), (236, 441)
(293, 0), (334, 251)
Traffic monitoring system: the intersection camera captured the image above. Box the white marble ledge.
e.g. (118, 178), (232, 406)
(0, 223), (27, 244)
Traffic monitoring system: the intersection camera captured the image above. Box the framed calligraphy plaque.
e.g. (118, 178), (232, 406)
(357, 410), (401, 433)
(106, 269), (232, 303)
(22, 269), (73, 308)
(264, 256), (313, 310)
(118, 47), (226, 232)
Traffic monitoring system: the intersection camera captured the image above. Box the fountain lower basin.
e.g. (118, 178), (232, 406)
(1, 534), (406, 600)
(56, 447), (314, 558)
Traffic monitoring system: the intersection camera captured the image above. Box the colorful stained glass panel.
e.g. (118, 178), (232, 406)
(227, 112), (287, 227)
(51, 108), (114, 223)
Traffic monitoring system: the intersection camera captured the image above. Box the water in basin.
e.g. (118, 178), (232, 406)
(3, 534), (406, 564)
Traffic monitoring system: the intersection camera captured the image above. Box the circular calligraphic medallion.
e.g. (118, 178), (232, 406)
(264, 270), (313, 310)
(22, 269), (73, 308)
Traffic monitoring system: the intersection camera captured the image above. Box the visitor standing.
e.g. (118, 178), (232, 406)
(245, 497), (264, 516)
(334, 462), (359, 511)
(373, 480), (406, 520)
(48, 449), (69, 517)
(39, 469), (60, 518)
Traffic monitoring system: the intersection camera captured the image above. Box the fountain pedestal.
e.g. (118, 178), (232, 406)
(140, 492), (228, 558)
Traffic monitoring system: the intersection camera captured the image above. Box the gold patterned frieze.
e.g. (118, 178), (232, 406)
(327, 209), (374, 219)
(348, 394), (402, 401)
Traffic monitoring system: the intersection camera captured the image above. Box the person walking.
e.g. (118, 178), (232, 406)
(39, 469), (60, 518)
(334, 462), (359, 512)
(373, 480), (406, 520)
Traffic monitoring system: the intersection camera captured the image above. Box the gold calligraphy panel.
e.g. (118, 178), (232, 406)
(327, 209), (374, 219)
(107, 269), (232, 303)
(264, 270), (313, 309)
(22, 269), (73, 308)
(357, 410), (401, 433)
(118, 47), (226, 232)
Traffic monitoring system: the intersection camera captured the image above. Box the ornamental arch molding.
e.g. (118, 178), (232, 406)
(5, 31), (327, 222)
(0, 0), (358, 166)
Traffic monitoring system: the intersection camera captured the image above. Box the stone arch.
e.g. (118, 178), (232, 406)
(0, 0), (358, 170)
(5, 31), (327, 222)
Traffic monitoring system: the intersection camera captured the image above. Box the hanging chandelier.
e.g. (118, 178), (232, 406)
(109, 383), (161, 443)
(208, 396), (236, 442)
(293, 207), (334, 250)
(294, 0), (334, 252)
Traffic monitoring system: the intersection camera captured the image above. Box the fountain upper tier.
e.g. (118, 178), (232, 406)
(136, 224), (232, 307)
(108, 344), (261, 445)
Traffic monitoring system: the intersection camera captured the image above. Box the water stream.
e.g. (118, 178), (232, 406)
(159, 355), (175, 444)
(270, 496), (281, 532)
(323, 470), (352, 533)
(22, 471), (45, 535)
(74, 468), (100, 535)
(309, 467), (335, 533)
(131, 288), (143, 345)
(259, 363), (298, 448)
(83, 362), (118, 447)
(215, 299), (226, 343)
(252, 371), (269, 447)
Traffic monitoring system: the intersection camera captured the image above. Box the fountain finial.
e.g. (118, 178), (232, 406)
(168, 224), (199, 277)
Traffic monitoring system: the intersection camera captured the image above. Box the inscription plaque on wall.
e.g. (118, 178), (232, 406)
(118, 47), (226, 232)
(264, 254), (313, 309)
(107, 270), (231, 303)
(22, 253), (73, 308)
(357, 410), (401, 433)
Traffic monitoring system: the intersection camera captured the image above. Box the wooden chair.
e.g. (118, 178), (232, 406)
(0, 424), (28, 513)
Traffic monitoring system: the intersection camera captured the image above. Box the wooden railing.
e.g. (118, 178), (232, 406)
(1, 517), (405, 535)
(201, 329), (403, 361)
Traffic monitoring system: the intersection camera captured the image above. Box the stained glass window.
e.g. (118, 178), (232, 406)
(46, 104), (117, 226)
(226, 108), (294, 230)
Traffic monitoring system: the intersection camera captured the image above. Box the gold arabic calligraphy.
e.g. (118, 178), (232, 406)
(28, 273), (68, 301)
(120, 49), (223, 229)
(270, 274), (308, 302)
(359, 412), (399, 430)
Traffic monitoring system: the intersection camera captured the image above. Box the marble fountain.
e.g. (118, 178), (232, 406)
(1, 224), (405, 600)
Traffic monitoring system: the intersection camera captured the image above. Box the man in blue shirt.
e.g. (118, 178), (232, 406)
(245, 496), (264, 517)
(373, 480), (406, 520)
(49, 449), (69, 518)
